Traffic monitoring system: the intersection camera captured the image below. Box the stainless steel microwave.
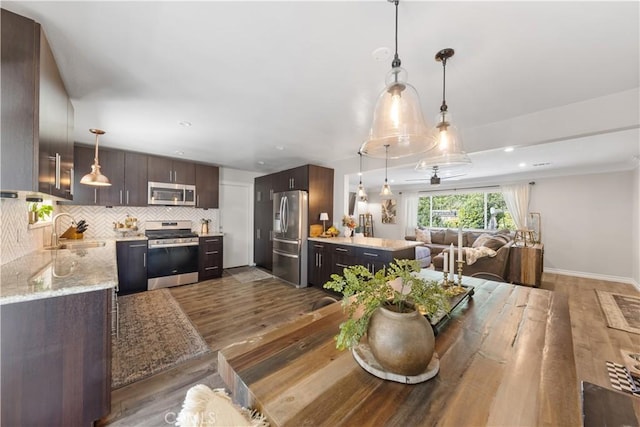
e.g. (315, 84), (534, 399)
(148, 181), (196, 206)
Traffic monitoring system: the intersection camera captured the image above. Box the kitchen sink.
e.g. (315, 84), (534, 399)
(46, 241), (107, 250)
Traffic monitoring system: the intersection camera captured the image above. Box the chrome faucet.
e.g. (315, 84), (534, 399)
(51, 213), (75, 248)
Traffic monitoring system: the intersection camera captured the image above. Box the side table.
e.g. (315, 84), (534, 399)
(509, 243), (544, 287)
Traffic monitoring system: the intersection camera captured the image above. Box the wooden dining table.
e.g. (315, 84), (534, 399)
(218, 271), (583, 426)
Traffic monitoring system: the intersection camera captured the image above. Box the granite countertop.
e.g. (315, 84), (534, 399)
(197, 232), (224, 237)
(307, 236), (423, 251)
(1, 239), (118, 305)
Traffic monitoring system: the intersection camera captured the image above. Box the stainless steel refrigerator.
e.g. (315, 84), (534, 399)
(272, 190), (308, 287)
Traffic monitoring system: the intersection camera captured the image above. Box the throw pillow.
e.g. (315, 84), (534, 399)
(415, 228), (431, 244)
(465, 231), (483, 247)
(472, 233), (507, 251)
(431, 229), (445, 244)
(444, 228), (458, 245)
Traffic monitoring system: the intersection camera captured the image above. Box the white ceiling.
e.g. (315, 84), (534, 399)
(4, 1), (639, 188)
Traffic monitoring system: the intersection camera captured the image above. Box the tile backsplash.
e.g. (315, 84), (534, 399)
(1, 193), (218, 265)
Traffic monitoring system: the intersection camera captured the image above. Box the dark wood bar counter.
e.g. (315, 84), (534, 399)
(218, 271), (583, 426)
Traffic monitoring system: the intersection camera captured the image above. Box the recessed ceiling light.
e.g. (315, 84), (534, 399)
(178, 121), (192, 127)
(532, 162), (551, 167)
(257, 161), (265, 165)
(174, 150), (184, 156)
(504, 147), (514, 152)
(275, 145), (284, 151)
(518, 162), (526, 167)
(372, 47), (391, 62)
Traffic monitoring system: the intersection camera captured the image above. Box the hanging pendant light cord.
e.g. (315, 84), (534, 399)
(93, 133), (100, 164)
(391, 0), (401, 68)
(385, 145), (389, 182)
(440, 56), (448, 112)
(359, 151), (363, 184)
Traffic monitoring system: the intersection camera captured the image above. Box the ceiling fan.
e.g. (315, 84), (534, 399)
(405, 166), (466, 185)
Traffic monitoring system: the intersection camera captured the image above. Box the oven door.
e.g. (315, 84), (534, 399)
(147, 243), (199, 289)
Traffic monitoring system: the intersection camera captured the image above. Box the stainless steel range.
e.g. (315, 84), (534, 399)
(146, 220), (199, 290)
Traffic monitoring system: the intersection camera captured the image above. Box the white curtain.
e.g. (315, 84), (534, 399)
(501, 183), (530, 230)
(402, 192), (419, 236)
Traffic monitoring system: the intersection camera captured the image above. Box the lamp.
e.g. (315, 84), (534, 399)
(415, 48), (471, 172)
(357, 151), (368, 202)
(80, 129), (111, 186)
(360, 0), (435, 160)
(320, 212), (329, 233)
(380, 144), (393, 198)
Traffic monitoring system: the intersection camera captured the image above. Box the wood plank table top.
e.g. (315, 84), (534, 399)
(218, 271), (583, 426)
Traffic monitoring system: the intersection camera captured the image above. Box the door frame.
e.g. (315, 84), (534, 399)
(220, 180), (254, 268)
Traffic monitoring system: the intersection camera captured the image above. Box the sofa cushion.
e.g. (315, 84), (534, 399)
(472, 233), (508, 251)
(415, 228), (431, 244)
(444, 229), (458, 245)
(430, 229), (445, 244)
(465, 231), (484, 247)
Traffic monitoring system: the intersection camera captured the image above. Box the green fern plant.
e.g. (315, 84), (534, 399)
(323, 259), (449, 350)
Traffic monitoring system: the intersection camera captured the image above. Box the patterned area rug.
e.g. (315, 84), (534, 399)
(228, 266), (273, 283)
(112, 289), (210, 389)
(596, 290), (640, 335)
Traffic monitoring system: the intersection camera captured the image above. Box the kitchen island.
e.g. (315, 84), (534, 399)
(218, 270), (582, 426)
(1, 240), (117, 426)
(307, 236), (422, 286)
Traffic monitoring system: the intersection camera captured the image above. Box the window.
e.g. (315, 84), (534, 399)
(417, 191), (515, 230)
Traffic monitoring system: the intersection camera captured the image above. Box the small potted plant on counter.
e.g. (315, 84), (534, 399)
(28, 203), (53, 224)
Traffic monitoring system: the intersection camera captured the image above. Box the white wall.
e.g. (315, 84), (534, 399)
(363, 192), (406, 239)
(632, 165), (639, 287)
(529, 170), (635, 282)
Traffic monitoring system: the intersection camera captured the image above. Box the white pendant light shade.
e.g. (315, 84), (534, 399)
(380, 182), (393, 198)
(80, 129), (111, 187)
(361, 67), (435, 159)
(357, 183), (368, 202)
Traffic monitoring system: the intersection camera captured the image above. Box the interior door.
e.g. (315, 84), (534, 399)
(220, 182), (251, 268)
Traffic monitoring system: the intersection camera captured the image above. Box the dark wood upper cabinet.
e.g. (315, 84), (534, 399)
(195, 163), (219, 209)
(124, 152), (148, 206)
(148, 156), (195, 185)
(254, 174), (274, 270)
(97, 148), (125, 206)
(71, 145), (99, 205)
(1, 9), (73, 199)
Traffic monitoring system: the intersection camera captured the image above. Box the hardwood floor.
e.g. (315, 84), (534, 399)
(99, 270), (640, 426)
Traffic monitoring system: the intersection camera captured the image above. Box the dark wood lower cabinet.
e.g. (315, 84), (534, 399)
(1, 289), (112, 426)
(307, 240), (416, 287)
(116, 240), (148, 295)
(199, 236), (223, 280)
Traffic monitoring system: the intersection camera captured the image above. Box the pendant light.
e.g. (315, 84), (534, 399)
(380, 144), (393, 198)
(80, 129), (111, 186)
(357, 151), (368, 202)
(415, 48), (471, 172)
(360, 0), (435, 160)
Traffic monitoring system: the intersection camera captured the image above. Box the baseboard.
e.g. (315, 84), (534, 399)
(544, 268), (639, 289)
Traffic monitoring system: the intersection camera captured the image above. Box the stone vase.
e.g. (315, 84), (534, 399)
(367, 302), (435, 376)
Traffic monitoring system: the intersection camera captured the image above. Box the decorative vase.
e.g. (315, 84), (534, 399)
(28, 211), (38, 225)
(367, 302), (435, 376)
(343, 228), (352, 237)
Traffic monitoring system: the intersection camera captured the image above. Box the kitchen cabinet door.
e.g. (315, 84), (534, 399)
(147, 156), (174, 183)
(254, 174), (274, 270)
(307, 165), (334, 227)
(97, 148), (125, 206)
(308, 241), (331, 287)
(172, 159), (195, 185)
(70, 145), (99, 205)
(195, 163), (219, 209)
(116, 241), (148, 295)
(123, 152), (148, 206)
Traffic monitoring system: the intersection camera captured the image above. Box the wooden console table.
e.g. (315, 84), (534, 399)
(509, 243), (544, 287)
(218, 271), (580, 426)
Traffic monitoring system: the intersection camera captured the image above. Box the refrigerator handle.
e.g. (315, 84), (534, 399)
(283, 196), (289, 233)
(279, 195), (285, 233)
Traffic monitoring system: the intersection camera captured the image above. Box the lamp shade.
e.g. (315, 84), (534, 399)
(319, 212), (329, 221)
(81, 128), (111, 187)
(360, 67), (435, 159)
(415, 111), (471, 171)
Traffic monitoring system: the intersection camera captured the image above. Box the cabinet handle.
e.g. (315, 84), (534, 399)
(336, 263), (348, 268)
(119, 190), (123, 205)
(291, 178), (294, 188)
(70, 168), (74, 196)
(319, 253), (322, 267)
(363, 252), (379, 257)
(335, 248), (348, 252)
(257, 229), (261, 239)
(314, 244), (324, 249)
(55, 153), (61, 189)
(206, 251), (218, 255)
(197, 195), (200, 206)
(129, 244), (146, 248)
(269, 230), (273, 241)
(94, 188), (97, 204)
(126, 190), (130, 205)
(169, 170), (173, 182)
(174, 170), (177, 182)
(143, 252), (146, 268)
(269, 189), (273, 200)
(205, 266), (219, 271)
(205, 239), (219, 243)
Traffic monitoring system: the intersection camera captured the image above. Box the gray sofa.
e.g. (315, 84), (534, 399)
(406, 228), (515, 281)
